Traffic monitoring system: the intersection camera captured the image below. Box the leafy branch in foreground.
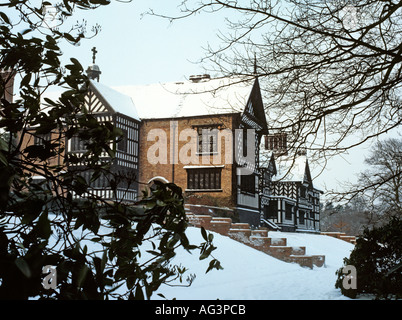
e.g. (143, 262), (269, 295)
(0, 0), (221, 300)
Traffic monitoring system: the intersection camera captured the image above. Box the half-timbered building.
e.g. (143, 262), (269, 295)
(259, 148), (279, 230)
(23, 56), (142, 203)
(23, 47), (322, 230)
(113, 74), (268, 226)
(67, 77), (141, 203)
(260, 143), (322, 232)
(71, 67), (322, 231)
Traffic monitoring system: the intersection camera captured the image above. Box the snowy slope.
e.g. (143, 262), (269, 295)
(154, 227), (355, 300)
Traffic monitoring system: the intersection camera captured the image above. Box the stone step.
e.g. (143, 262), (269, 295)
(321, 232), (346, 239)
(249, 236), (271, 251)
(251, 229), (268, 237)
(269, 237), (287, 246)
(228, 228), (252, 243)
(209, 220), (231, 236)
(212, 217), (233, 224)
(322, 232), (356, 244)
(188, 214), (326, 269)
(311, 255), (326, 268)
(340, 235), (356, 243)
(290, 246), (306, 256)
(289, 255), (314, 269)
(289, 254), (326, 269)
(266, 246), (293, 261)
(187, 215), (212, 229)
(230, 223), (251, 230)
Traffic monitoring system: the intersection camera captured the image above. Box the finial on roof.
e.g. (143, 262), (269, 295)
(92, 47), (98, 64)
(86, 47), (101, 82)
(253, 53), (258, 75)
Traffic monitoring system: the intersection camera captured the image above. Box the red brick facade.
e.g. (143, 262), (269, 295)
(139, 113), (241, 209)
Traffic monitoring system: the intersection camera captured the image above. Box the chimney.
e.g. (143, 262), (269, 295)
(189, 74), (211, 83)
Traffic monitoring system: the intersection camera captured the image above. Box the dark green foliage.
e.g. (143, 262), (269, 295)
(0, 1), (221, 300)
(335, 217), (402, 299)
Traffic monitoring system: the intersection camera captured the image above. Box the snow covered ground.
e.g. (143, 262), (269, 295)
(154, 227), (355, 300)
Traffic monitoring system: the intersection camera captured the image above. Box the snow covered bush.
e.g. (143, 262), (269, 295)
(335, 217), (402, 299)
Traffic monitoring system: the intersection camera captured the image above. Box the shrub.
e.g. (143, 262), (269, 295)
(335, 217), (402, 299)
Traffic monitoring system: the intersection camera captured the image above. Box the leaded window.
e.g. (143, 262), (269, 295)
(187, 167), (221, 190)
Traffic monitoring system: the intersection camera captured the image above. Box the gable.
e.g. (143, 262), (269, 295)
(85, 86), (110, 114)
(240, 78), (268, 134)
(88, 80), (140, 121)
(303, 159), (313, 187)
(273, 155), (307, 183)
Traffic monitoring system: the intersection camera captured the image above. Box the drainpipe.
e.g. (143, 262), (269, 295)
(170, 121), (178, 183)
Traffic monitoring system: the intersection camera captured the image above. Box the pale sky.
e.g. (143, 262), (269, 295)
(57, 1), (228, 86)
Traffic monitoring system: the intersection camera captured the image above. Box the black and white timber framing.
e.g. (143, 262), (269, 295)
(236, 78), (269, 227)
(259, 150), (322, 233)
(67, 80), (140, 203)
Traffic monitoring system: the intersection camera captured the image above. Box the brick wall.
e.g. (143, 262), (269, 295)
(139, 113), (240, 208)
(18, 128), (67, 197)
(19, 129), (66, 172)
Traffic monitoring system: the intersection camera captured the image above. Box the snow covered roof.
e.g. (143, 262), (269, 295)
(40, 76), (257, 123)
(112, 76), (255, 119)
(39, 80), (140, 121)
(273, 154), (309, 183)
(89, 80), (140, 121)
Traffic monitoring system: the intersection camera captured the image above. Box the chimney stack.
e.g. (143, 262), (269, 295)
(189, 74), (211, 83)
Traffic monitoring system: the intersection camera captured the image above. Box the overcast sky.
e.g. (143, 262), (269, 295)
(56, 1), (227, 86)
